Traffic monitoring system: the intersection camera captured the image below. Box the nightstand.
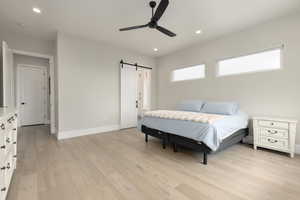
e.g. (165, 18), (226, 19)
(253, 117), (297, 158)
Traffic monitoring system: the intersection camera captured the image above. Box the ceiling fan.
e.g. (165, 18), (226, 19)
(119, 0), (176, 37)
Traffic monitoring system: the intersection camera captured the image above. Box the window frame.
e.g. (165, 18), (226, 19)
(171, 64), (206, 82)
(216, 46), (284, 77)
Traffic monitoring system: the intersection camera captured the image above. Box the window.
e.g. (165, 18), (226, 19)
(172, 65), (205, 82)
(217, 48), (282, 76)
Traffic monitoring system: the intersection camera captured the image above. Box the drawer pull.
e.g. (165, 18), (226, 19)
(267, 139), (278, 143)
(0, 166), (5, 170)
(13, 128), (17, 131)
(0, 124), (5, 130)
(13, 155), (17, 158)
(6, 138), (10, 143)
(7, 163), (10, 170)
(8, 116), (14, 123)
(13, 141), (17, 144)
(0, 145), (5, 149)
(267, 130), (278, 134)
(1, 187), (6, 192)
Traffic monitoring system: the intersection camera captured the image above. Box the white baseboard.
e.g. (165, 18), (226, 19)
(57, 125), (120, 140)
(296, 144), (300, 155)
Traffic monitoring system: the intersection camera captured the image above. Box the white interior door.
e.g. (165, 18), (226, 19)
(120, 65), (138, 129)
(17, 65), (47, 126)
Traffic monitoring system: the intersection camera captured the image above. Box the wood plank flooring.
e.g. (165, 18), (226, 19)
(6, 125), (300, 200)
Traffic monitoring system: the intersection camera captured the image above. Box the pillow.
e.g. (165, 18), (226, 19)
(177, 100), (204, 112)
(201, 102), (239, 115)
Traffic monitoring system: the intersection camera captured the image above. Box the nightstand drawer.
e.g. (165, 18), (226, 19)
(260, 128), (288, 139)
(260, 137), (289, 151)
(258, 120), (289, 130)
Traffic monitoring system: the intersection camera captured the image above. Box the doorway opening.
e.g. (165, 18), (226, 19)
(11, 50), (56, 134)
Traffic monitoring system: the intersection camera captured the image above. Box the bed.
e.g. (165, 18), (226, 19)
(138, 101), (249, 165)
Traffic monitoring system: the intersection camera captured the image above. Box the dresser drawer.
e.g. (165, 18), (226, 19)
(258, 120), (289, 130)
(5, 151), (14, 187)
(5, 116), (16, 131)
(260, 137), (289, 151)
(0, 162), (5, 200)
(0, 123), (7, 160)
(260, 128), (289, 139)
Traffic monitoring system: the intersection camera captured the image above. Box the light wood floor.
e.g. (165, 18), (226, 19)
(6, 126), (300, 200)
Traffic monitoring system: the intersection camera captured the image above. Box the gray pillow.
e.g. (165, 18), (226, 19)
(201, 102), (239, 115)
(177, 100), (204, 112)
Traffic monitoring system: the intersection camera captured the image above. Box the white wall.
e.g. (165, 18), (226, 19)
(56, 33), (157, 138)
(0, 42), (14, 108)
(0, 30), (54, 55)
(157, 13), (300, 144)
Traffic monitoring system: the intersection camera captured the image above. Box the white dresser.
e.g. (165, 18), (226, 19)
(253, 117), (297, 158)
(0, 108), (17, 200)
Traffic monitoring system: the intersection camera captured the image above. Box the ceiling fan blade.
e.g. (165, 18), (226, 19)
(156, 26), (176, 37)
(119, 24), (148, 31)
(152, 0), (169, 22)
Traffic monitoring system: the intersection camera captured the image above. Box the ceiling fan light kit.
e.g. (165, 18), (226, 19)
(119, 0), (176, 37)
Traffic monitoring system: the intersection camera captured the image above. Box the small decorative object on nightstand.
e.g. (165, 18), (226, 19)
(253, 117), (297, 158)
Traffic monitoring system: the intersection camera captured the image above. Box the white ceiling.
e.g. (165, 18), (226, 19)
(0, 0), (299, 57)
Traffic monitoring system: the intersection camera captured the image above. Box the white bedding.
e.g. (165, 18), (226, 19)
(144, 110), (225, 124)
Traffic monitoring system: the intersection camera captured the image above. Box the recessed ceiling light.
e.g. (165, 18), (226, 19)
(195, 30), (202, 34)
(33, 7), (41, 14)
(154, 48), (158, 52)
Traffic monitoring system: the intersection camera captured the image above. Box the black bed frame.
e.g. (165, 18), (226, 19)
(141, 125), (248, 165)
